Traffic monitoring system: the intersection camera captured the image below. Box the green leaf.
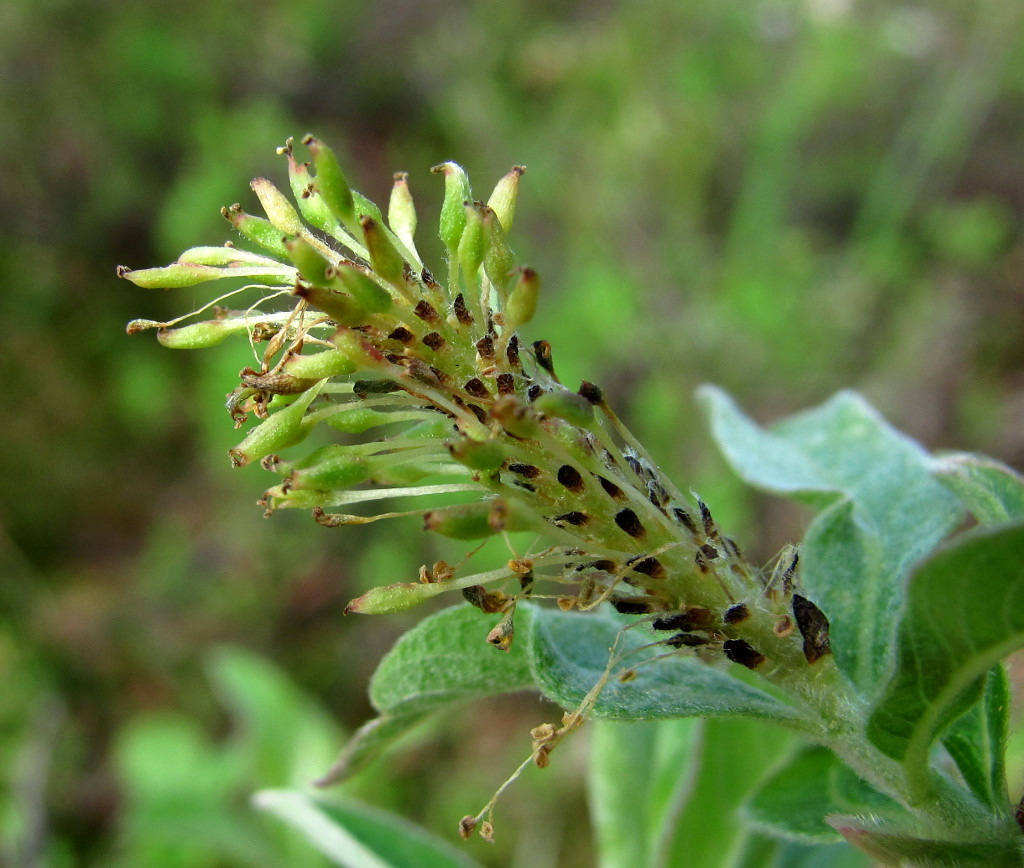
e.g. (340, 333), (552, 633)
(866, 523), (1024, 777)
(527, 607), (806, 725)
(744, 747), (901, 845)
(316, 713), (428, 786)
(205, 646), (340, 787)
(941, 665), (1011, 810)
(659, 719), (794, 868)
(368, 603), (537, 716)
(827, 812), (1024, 868)
(930, 452), (1024, 525)
(255, 790), (485, 868)
(588, 718), (700, 868)
(699, 387), (964, 689)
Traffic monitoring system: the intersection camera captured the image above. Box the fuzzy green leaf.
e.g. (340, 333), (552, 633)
(930, 452), (1024, 525)
(940, 665), (1011, 810)
(827, 812), (1024, 868)
(526, 607), (806, 725)
(866, 523), (1024, 775)
(368, 603), (537, 716)
(699, 387), (964, 689)
(254, 790), (485, 868)
(744, 747), (901, 845)
(659, 719), (794, 868)
(588, 718), (700, 868)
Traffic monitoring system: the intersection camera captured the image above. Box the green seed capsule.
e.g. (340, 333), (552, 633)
(250, 178), (304, 236)
(287, 447), (372, 490)
(431, 161), (472, 252)
(304, 135), (357, 233)
(445, 436), (507, 471)
(176, 245), (280, 267)
(325, 406), (401, 434)
(490, 395), (541, 439)
(360, 215), (406, 289)
(486, 165), (526, 234)
(282, 349), (356, 379)
(388, 172), (418, 257)
(458, 202), (487, 285)
(156, 321), (232, 349)
(533, 389), (595, 428)
(503, 267), (540, 333)
(293, 285), (368, 327)
(283, 144), (344, 236)
(221, 204), (291, 258)
(332, 264), (393, 313)
(284, 237), (333, 287)
(482, 207), (515, 296)
(228, 380), (325, 467)
(423, 497), (536, 540)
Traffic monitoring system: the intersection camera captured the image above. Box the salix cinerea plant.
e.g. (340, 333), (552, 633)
(121, 135), (1024, 867)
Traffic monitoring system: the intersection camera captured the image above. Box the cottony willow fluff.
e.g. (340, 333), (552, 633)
(122, 135), (1024, 865)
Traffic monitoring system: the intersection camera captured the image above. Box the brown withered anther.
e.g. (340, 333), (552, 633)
(496, 372), (515, 395)
(413, 299), (440, 323)
(792, 594), (832, 664)
(476, 334), (495, 359)
(507, 334), (520, 367)
(629, 556), (666, 580)
(723, 639), (765, 669)
(556, 464), (585, 493)
(387, 326), (415, 344)
(422, 332), (446, 351)
(464, 377), (490, 399)
(532, 340), (556, 377)
(578, 380), (604, 404)
(665, 632), (709, 648)
(611, 597), (653, 615)
(598, 476), (625, 500)
(652, 606), (715, 632)
(453, 293), (474, 325)
(614, 508), (646, 539)
(724, 603), (750, 624)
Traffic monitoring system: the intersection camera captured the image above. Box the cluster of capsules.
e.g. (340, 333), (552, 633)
(121, 135), (832, 685)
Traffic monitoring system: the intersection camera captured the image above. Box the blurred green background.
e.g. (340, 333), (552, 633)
(2, 0), (1023, 865)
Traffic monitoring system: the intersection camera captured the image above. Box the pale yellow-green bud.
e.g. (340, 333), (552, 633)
(250, 178), (304, 237)
(388, 172), (418, 257)
(486, 165), (525, 234)
(503, 266), (540, 333)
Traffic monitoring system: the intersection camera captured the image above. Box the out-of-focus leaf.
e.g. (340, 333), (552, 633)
(254, 790), (485, 868)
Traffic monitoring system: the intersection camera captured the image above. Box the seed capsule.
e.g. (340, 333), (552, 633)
(388, 171), (418, 257)
(486, 165), (525, 234)
(304, 135), (357, 232)
(431, 161), (472, 253)
(250, 177), (305, 236)
(361, 215), (407, 290)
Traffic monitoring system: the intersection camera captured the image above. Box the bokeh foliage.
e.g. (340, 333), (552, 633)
(1, 0), (1022, 865)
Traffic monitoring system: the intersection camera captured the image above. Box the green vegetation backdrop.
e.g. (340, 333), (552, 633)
(1, 0), (1022, 865)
